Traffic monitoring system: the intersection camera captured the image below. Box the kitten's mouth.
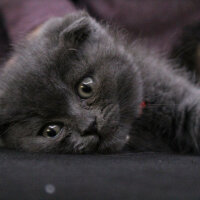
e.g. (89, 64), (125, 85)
(78, 120), (129, 153)
(82, 128), (128, 153)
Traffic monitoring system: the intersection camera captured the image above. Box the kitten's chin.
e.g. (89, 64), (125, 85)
(97, 130), (130, 153)
(72, 131), (128, 154)
(97, 137), (128, 153)
(70, 134), (100, 154)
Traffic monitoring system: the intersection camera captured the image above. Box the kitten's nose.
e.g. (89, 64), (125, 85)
(82, 118), (98, 136)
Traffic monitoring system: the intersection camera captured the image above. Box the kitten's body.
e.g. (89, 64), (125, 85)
(0, 12), (200, 154)
(130, 47), (200, 153)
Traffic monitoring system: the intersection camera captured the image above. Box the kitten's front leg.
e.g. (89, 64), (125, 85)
(173, 95), (200, 153)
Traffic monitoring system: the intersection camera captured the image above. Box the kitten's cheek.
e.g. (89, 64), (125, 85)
(98, 127), (130, 153)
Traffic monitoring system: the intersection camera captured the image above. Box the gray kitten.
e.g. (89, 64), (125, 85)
(0, 12), (200, 154)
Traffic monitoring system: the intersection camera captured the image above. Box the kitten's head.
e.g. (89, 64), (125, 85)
(0, 12), (142, 153)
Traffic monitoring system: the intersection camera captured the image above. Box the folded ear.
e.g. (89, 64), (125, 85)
(59, 16), (91, 47)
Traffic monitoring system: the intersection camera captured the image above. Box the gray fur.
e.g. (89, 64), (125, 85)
(0, 11), (199, 154)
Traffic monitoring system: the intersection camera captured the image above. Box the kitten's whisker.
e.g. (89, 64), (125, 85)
(67, 48), (78, 52)
(147, 104), (179, 106)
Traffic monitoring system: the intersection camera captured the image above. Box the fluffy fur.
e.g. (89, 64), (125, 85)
(171, 22), (200, 83)
(0, 12), (200, 154)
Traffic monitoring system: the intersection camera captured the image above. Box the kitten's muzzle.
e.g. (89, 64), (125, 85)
(79, 104), (120, 141)
(81, 117), (98, 136)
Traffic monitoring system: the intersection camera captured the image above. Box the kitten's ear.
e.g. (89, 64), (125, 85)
(59, 16), (92, 47)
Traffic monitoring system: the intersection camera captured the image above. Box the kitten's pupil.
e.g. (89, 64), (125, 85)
(81, 84), (92, 93)
(46, 127), (57, 137)
(42, 124), (62, 138)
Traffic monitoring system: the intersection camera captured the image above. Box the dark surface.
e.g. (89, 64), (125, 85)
(0, 149), (200, 200)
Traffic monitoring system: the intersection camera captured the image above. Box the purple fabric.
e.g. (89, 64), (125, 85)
(0, 0), (76, 43)
(1, 0), (200, 61)
(80, 0), (200, 54)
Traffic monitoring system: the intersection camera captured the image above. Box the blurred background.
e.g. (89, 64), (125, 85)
(0, 0), (200, 60)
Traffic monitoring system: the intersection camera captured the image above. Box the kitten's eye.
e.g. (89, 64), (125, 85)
(78, 77), (94, 99)
(42, 123), (63, 138)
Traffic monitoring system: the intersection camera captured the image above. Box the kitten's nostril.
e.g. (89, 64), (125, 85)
(82, 118), (98, 136)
